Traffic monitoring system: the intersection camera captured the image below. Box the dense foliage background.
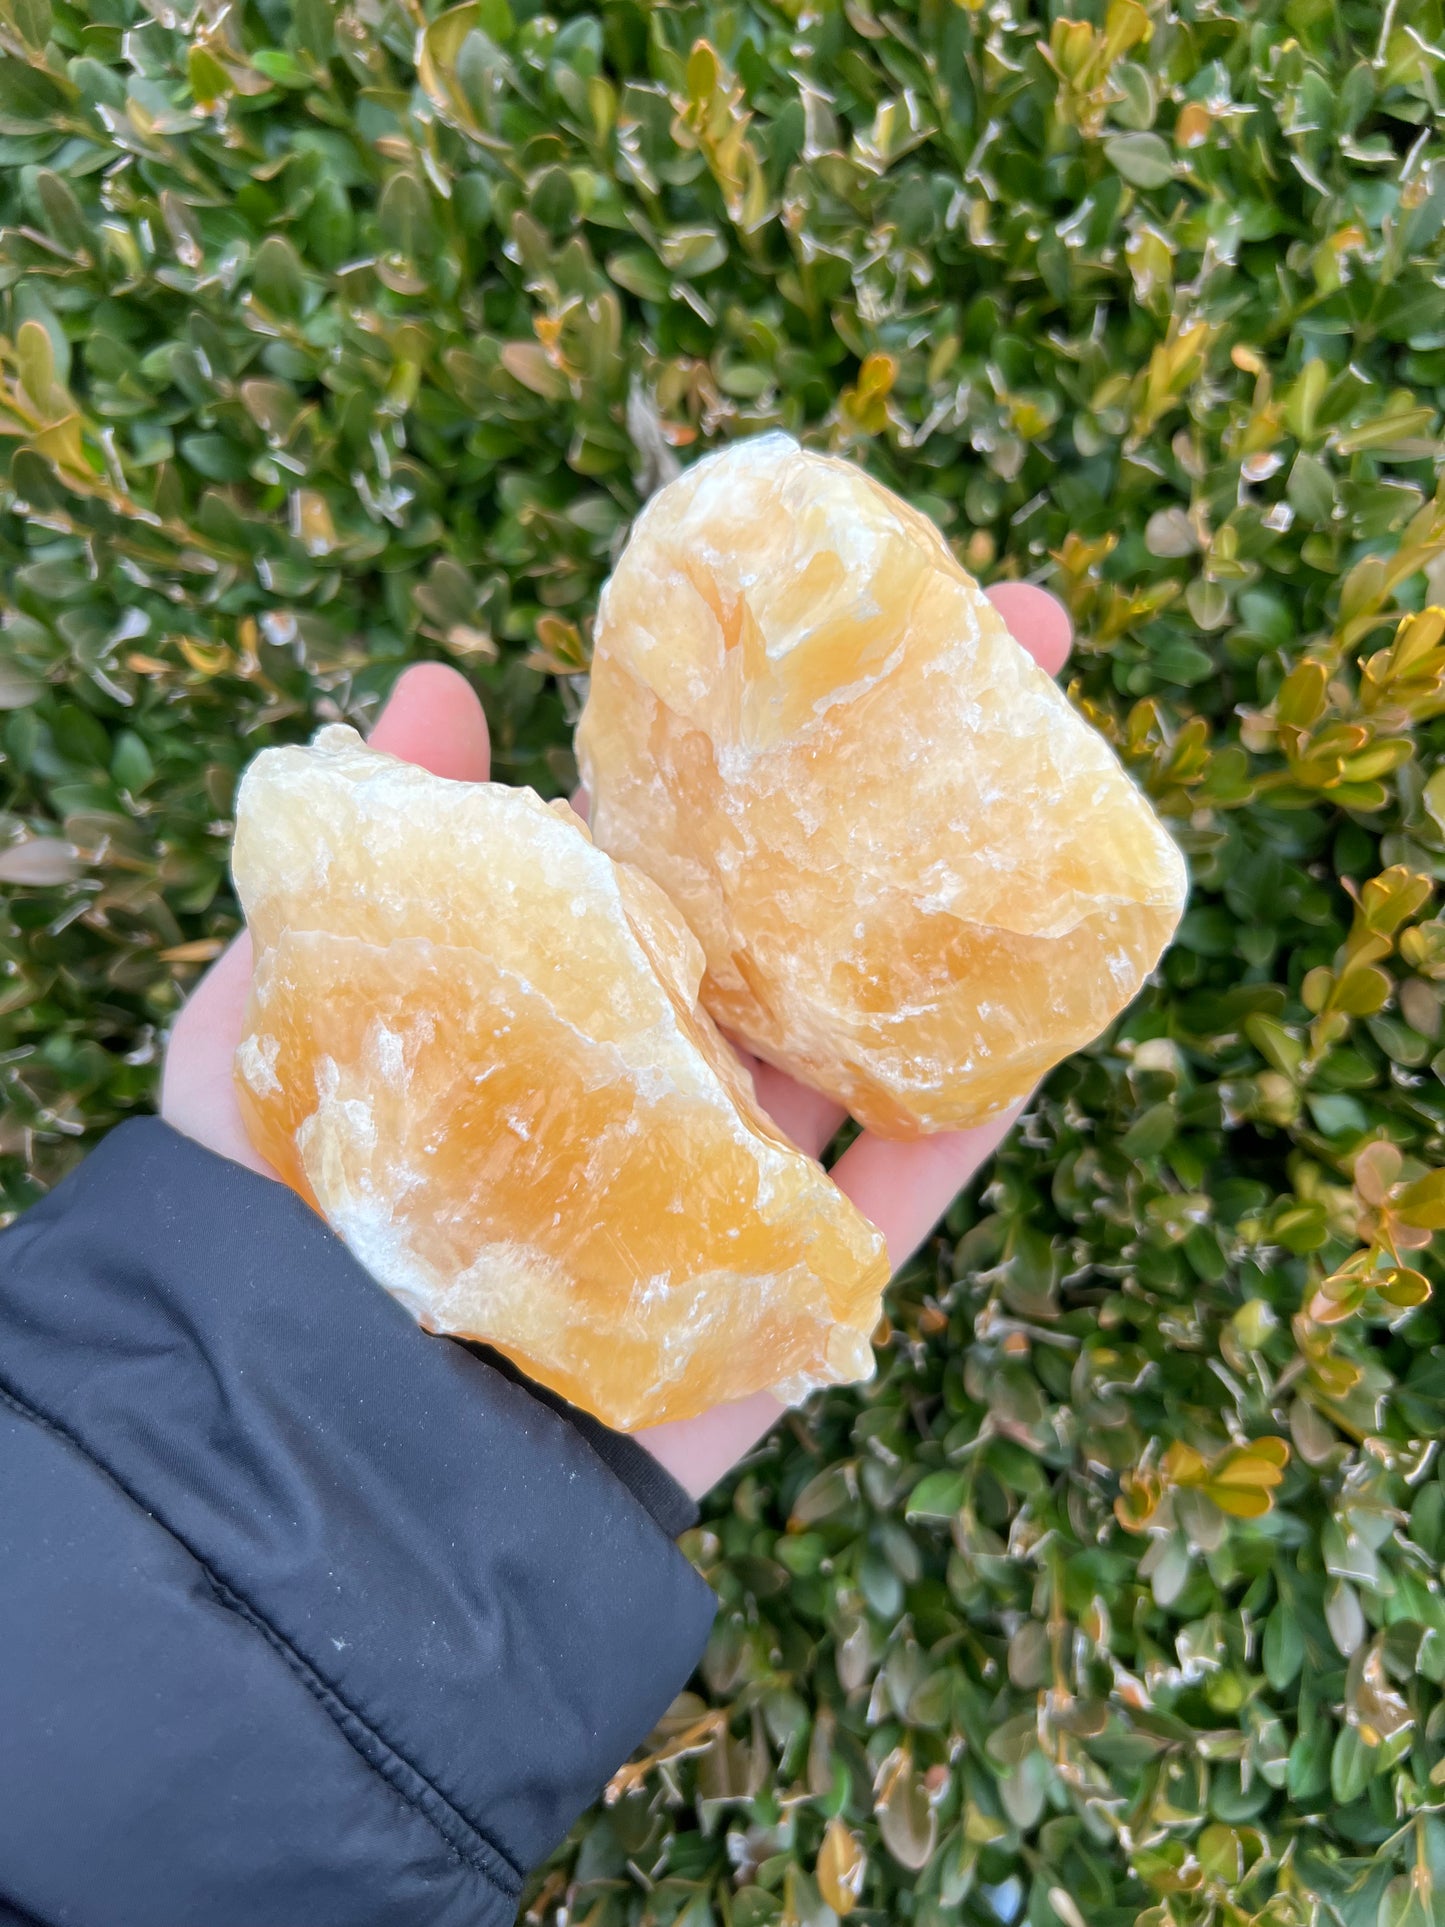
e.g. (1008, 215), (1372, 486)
(4, 0), (1445, 1920)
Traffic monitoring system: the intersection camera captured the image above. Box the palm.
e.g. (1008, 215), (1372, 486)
(163, 586), (1072, 1499)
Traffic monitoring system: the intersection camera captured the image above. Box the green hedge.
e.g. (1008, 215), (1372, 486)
(5, 0), (1445, 1920)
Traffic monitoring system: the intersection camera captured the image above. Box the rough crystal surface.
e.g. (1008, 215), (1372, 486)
(576, 434), (1189, 1136)
(232, 726), (889, 1430)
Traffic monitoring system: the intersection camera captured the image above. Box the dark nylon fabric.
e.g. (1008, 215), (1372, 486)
(0, 1120), (716, 1926)
(0, 1399), (506, 1927)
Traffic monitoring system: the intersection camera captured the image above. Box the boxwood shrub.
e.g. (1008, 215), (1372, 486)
(3, 0), (1445, 1920)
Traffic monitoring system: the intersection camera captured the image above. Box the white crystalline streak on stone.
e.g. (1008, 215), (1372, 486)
(367, 1022), (406, 1087)
(325, 1184), (437, 1329)
(814, 644), (907, 720)
(236, 1032), (281, 1097)
(434, 1240), (572, 1342)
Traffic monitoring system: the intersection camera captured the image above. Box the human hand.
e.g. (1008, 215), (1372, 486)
(162, 583), (1070, 1501)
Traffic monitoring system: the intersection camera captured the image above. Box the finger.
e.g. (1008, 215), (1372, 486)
(174, 931), (253, 1049)
(748, 1059), (846, 1162)
(369, 661), (491, 781)
(829, 1100), (1026, 1272)
(986, 582), (1073, 678)
(160, 929), (273, 1174)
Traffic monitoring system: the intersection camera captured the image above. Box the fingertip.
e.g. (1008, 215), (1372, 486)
(831, 1101), (1024, 1271)
(369, 662), (491, 782)
(986, 581), (1074, 678)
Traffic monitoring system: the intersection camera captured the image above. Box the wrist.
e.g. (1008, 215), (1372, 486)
(633, 1391), (787, 1502)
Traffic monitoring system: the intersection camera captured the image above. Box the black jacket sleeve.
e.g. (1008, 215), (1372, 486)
(0, 1119), (716, 1927)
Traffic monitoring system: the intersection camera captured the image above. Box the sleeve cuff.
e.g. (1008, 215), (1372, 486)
(0, 1118), (717, 1880)
(466, 1342), (699, 1537)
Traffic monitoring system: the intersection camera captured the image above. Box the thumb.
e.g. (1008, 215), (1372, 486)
(367, 662), (491, 780)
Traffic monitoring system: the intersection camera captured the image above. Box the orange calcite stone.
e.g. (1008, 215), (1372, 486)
(232, 727), (889, 1429)
(576, 434), (1189, 1137)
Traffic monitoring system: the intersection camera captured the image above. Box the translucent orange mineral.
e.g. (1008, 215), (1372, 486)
(232, 727), (888, 1429)
(576, 434), (1188, 1136)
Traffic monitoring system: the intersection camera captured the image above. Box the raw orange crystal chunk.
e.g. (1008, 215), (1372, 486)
(576, 434), (1189, 1137)
(232, 726), (889, 1429)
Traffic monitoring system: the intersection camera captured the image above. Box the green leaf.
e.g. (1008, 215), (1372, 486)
(1307, 1093), (1369, 1138)
(1288, 1720), (1332, 1801)
(1103, 132), (1175, 189)
(875, 1750), (937, 1872)
(4, 0), (51, 51)
(187, 45), (229, 105)
(1245, 1015), (1305, 1077)
(305, 176), (352, 268)
(608, 248), (672, 300)
(249, 48), (311, 89)
(1330, 1724), (1373, 1804)
(251, 235), (305, 320)
(292, 0), (335, 63)
(35, 169), (89, 253)
(1287, 451), (1335, 525)
(789, 1464), (855, 1527)
(658, 225), (728, 275)
(905, 1471), (967, 1521)
(1376, 1873), (1435, 1927)
(1112, 61), (1155, 130)
(178, 433), (252, 482)
(1121, 1099), (1175, 1157)
(0, 52), (72, 124)
(378, 171), (436, 258)
(499, 341), (569, 400)
(1262, 1603), (1305, 1691)
(1396, 1169), (1445, 1228)
(473, 0), (513, 40)
(15, 316), (58, 409)
(418, 4), (506, 139)
(110, 730), (154, 793)
(1325, 1581), (1366, 1657)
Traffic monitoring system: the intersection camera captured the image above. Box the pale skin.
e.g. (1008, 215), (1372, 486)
(163, 580), (1072, 1501)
